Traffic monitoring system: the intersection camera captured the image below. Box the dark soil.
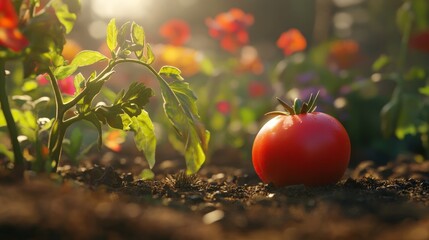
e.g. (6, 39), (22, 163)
(0, 155), (428, 240)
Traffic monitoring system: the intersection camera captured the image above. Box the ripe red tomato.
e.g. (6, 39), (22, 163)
(252, 96), (350, 187)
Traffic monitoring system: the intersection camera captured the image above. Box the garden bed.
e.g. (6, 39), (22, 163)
(0, 156), (428, 240)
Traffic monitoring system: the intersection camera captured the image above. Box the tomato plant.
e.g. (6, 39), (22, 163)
(252, 92), (350, 186)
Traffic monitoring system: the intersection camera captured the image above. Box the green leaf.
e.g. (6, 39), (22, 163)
(120, 82), (153, 107)
(159, 66), (184, 81)
(0, 144), (13, 161)
(372, 55), (390, 71)
(419, 85), (429, 96)
(169, 81), (198, 117)
(77, 78), (104, 114)
(106, 19), (118, 52)
(200, 57), (214, 76)
(145, 43), (155, 64)
(54, 65), (77, 79)
(71, 50), (108, 67)
(73, 73), (85, 94)
(130, 111), (156, 168)
(412, 0), (428, 31)
(52, 0), (77, 34)
(67, 127), (83, 161)
(239, 107), (256, 126)
(117, 21), (131, 48)
(22, 80), (38, 92)
(395, 94), (421, 139)
(16, 111), (37, 142)
(131, 22), (145, 57)
(106, 114), (124, 129)
(405, 67), (426, 81)
(50, 53), (65, 68)
(158, 78), (209, 174)
(396, 2), (413, 33)
(0, 109), (22, 127)
(140, 168), (154, 180)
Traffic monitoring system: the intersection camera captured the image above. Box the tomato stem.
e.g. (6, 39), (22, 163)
(266, 90), (320, 116)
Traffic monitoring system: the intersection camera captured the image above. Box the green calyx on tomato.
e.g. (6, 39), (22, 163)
(266, 91), (320, 116)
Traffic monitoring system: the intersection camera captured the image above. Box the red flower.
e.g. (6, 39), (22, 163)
(37, 74), (76, 95)
(248, 81), (267, 98)
(328, 40), (360, 70)
(277, 29), (306, 56)
(159, 19), (190, 46)
(409, 29), (429, 54)
(206, 8), (254, 52)
(0, 0), (29, 52)
(216, 101), (231, 115)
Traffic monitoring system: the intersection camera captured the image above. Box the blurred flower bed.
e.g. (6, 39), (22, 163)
(2, 0), (428, 171)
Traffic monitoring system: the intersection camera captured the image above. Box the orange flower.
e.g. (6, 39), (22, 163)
(277, 29), (307, 56)
(62, 39), (82, 62)
(409, 29), (429, 54)
(159, 19), (190, 46)
(0, 0), (29, 52)
(154, 44), (202, 77)
(206, 8), (254, 52)
(104, 130), (126, 152)
(328, 40), (360, 70)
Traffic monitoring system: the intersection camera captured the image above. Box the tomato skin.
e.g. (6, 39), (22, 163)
(252, 112), (350, 187)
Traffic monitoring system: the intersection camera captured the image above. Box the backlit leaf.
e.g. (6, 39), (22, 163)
(118, 21), (131, 49)
(0, 144), (13, 161)
(71, 50), (107, 67)
(52, 0), (77, 34)
(159, 66), (184, 81)
(73, 73), (85, 94)
(372, 55), (390, 71)
(22, 80), (38, 92)
(140, 168), (154, 180)
(412, 0), (428, 31)
(107, 19), (118, 52)
(66, 127), (83, 162)
(157, 76), (209, 174)
(131, 22), (145, 57)
(396, 2), (412, 33)
(54, 65), (77, 79)
(395, 94), (421, 139)
(145, 43), (155, 64)
(130, 111), (156, 168)
(0, 109), (22, 127)
(420, 85), (429, 96)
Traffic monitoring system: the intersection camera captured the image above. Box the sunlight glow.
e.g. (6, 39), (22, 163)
(91, 0), (153, 19)
(88, 20), (107, 39)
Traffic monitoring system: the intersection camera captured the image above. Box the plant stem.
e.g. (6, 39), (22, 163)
(47, 68), (66, 171)
(0, 61), (24, 179)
